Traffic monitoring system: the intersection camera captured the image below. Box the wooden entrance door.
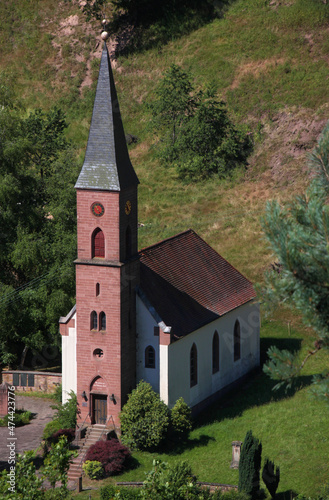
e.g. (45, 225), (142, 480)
(93, 395), (107, 424)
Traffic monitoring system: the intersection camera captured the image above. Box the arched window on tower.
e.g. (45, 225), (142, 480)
(190, 343), (198, 387)
(145, 346), (155, 368)
(125, 225), (132, 259)
(90, 311), (97, 331)
(99, 311), (106, 331)
(234, 320), (241, 362)
(212, 331), (219, 374)
(92, 228), (105, 258)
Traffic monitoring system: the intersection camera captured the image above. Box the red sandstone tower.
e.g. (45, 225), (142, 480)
(74, 42), (139, 427)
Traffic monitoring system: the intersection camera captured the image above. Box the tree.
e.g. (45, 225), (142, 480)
(238, 430), (262, 498)
(149, 65), (252, 181)
(262, 458), (280, 498)
(0, 87), (79, 368)
(42, 435), (76, 492)
(261, 121), (329, 402)
(120, 381), (169, 450)
(170, 397), (192, 441)
(0, 450), (43, 500)
(140, 460), (201, 500)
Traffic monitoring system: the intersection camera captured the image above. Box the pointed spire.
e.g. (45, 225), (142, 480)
(75, 43), (139, 191)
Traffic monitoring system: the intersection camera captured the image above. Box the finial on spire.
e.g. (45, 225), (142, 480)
(101, 18), (109, 41)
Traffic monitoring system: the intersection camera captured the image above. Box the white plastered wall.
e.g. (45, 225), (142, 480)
(61, 312), (77, 403)
(136, 295), (260, 409)
(166, 301), (260, 408)
(136, 296), (159, 393)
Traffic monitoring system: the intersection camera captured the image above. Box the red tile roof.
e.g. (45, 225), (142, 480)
(139, 229), (256, 338)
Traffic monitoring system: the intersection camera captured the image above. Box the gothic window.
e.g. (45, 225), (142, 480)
(234, 320), (241, 362)
(96, 283), (100, 296)
(125, 225), (132, 259)
(212, 331), (219, 374)
(90, 311), (97, 330)
(190, 343), (198, 387)
(145, 346), (155, 368)
(100, 311), (106, 331)
(92, 228), (105, 258)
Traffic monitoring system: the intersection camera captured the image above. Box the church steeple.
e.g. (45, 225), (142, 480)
(75, 42), (139, 191)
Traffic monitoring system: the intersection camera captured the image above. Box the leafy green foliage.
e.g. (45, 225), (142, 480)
(42, 435), (76, 491)
(140, 459), (200, 500)
(261, 122), (329, 402)
(100, 483), (141, 499)
(262, 458), (280, 498)
(52, 390), (78, 429)
(149, 65), (252, 181)
(0, 409), (32, 427)
(43, 419), (63, 442)
(120, 381), (169, 450)
(0, 450), (43, 499)
(82, 460), (104, 480)
(170, 397), (192, 440)
(238, 430), (262, 498)
(0, 88), (79, 368)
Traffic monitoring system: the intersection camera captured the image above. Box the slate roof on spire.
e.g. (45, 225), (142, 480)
(75, 42), (139, 191)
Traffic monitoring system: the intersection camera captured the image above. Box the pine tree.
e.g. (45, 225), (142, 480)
(262, 120), (329, 403)
(238, 430), (262, 498)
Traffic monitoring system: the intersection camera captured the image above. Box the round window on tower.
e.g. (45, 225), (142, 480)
(93, 348), (104, 359)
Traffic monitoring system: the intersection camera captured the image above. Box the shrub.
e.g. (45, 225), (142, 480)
(48, 428), (75, 446)
(0, 409), (32, 427)
(43, 420), (62, 442)
(140, 460), (200, 500)
(238, 430), (262, 498)
(100, 484), (140, 499)
(52, 390), (78, 429)
(120, 381), (169, 450)
(85, 439), (131, 476)
(262, 458), (280, 498)
(82, 460), (104, 480)
(170, 397), (192, 440)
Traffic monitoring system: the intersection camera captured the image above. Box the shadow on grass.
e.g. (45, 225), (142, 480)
(110, 0), (237, 57)
(125, 455), (141, 472)
(160, 434), (216, 456)
(194, 336), (315, 429)
(260, 336), (303, 366)
(276, 490), (298, 500)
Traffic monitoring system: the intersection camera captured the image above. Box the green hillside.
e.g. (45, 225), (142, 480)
(1, 0), (329, 496)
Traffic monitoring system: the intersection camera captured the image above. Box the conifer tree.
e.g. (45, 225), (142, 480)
(262, 120), (329, 403)
(238, 430), (262, 498)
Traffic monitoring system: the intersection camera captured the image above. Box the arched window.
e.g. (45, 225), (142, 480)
(145, 346), (155, 368)
(125, 225), (132, 259)
(190, 343), (198, 387)
(99, 312), (106, 331)
(234, 320), (241, 362)
(90, 311), (97, 331)
(96, 283), (100, 296)
(212, 331), (219, 374)
(92, 228), (105, 258)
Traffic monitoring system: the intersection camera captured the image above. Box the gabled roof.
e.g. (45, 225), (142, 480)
(139, 230), (256, 338)
(75, 43), (139, 191)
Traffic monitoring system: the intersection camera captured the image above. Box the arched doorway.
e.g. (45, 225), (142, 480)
(90, 376), (107, 424)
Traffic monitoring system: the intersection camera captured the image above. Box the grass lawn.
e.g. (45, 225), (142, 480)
(74, 314), (329, 499)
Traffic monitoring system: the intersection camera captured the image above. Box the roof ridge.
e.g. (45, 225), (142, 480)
(139, 229), (194, 254)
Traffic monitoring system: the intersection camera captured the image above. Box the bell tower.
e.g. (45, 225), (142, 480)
(74, 41), (139, 427)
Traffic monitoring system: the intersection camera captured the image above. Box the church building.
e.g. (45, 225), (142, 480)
(59, 42), (260, 429)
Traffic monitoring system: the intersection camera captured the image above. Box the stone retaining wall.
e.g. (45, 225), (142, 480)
(1, 371), (62, 394)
